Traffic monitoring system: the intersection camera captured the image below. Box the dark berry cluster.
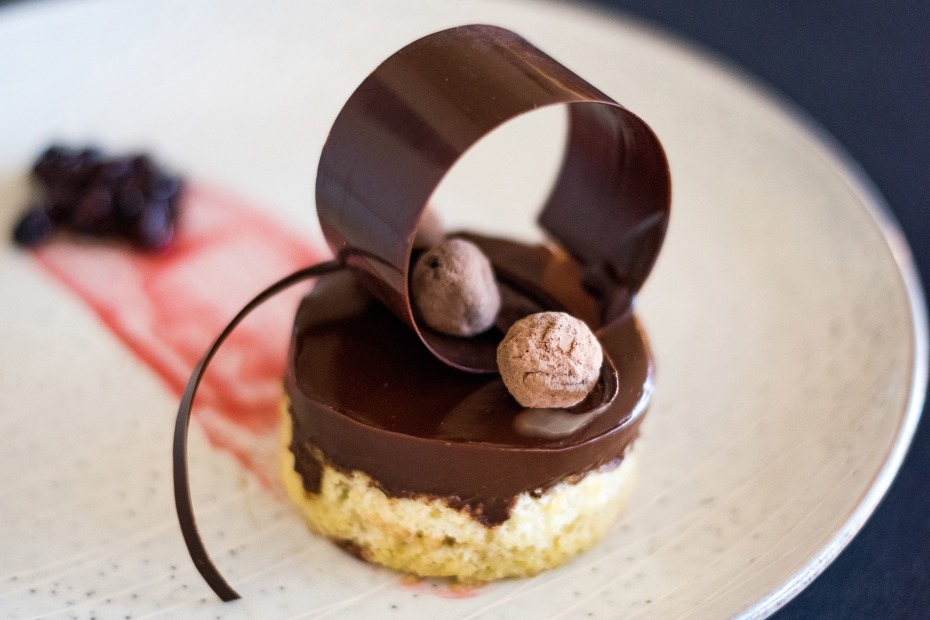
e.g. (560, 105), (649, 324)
(12, 145), (183, 251)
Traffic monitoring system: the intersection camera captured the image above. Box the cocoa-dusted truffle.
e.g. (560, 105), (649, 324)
(497, 312), (603, 408)
(411, 238), (501, 336)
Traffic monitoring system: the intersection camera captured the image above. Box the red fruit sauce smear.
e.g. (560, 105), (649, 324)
(32, 183), (324, 481)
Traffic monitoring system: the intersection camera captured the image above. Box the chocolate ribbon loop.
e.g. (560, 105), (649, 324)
(317, 24), (670, 373)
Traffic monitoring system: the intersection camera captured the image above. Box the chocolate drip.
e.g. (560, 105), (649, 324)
(444, 496), (517, 528)
(291, 440), (323, 493)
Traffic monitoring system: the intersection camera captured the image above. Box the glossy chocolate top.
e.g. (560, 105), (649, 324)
(285, 236), (652, 525)
(316, 24), (670, 372)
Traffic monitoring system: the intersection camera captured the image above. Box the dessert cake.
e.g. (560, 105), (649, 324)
(174, 24), (670, 600)
(281, 244), (650, 582)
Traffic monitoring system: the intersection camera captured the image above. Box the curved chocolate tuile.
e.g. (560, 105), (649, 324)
(317, 24), (670, 373)
(173, 260), (345, 602)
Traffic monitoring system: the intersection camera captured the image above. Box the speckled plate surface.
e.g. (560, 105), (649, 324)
(0, 0), (925, 619)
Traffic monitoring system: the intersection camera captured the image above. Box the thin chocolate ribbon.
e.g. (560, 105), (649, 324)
(172, 259), (344, 602)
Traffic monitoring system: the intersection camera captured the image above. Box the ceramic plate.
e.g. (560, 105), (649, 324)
(0, 0), (925, 618)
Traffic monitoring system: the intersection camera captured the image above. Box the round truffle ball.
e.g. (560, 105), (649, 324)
(497, 312), (603, 409)
(411, 238), (501, 336)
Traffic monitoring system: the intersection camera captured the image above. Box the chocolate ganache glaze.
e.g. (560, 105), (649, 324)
(290, 22), (669, 524)
(285, 234), (653, 526)
(173, 24), (670, 602)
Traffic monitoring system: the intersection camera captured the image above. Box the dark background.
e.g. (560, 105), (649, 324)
(1, 0), (927, 616)
(584, 1), (929, 618)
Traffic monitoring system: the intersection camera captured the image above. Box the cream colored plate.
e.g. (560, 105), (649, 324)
(0, 0), (925, 618)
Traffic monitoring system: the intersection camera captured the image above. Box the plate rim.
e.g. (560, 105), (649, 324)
(594, 6), (930, 616)
(735, 108), (930, 619)
(564, 2), (930, 614)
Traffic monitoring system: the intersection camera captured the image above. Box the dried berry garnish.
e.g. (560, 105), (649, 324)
(12, 144), (183, 251)
(12, 207), (55, 247)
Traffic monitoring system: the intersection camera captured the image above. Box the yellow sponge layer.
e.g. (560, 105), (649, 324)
(280, 402), (638, 583)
